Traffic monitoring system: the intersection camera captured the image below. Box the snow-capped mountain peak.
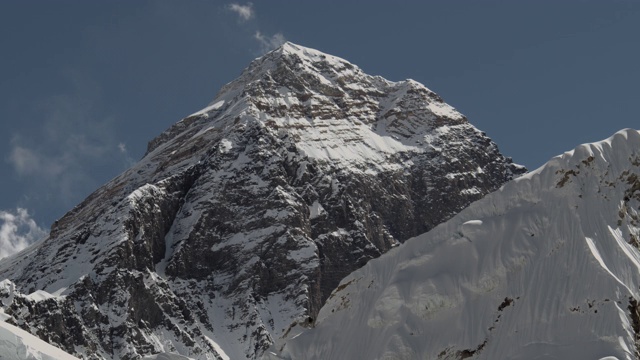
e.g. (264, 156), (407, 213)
(175, 42), (469, 173)
(0, 43), (523, 359)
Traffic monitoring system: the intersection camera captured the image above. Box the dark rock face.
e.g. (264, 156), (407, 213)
(0, 43), (524, 359)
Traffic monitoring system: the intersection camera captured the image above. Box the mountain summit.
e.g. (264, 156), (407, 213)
(0, 43), (523, 359)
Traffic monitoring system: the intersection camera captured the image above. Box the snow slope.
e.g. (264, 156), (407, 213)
(275, 129), (640, 360)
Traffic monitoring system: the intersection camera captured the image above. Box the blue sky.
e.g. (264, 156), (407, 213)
(1, 1), (639, 255)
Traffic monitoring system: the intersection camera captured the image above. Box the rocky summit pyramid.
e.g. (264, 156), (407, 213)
(0, 43), (524, 359)
(276, 129), (640, 360)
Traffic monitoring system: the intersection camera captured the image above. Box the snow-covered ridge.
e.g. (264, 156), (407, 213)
(275, 129), (640, 360)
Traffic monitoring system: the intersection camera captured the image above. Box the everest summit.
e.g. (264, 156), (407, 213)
(0, 42), (523, 359)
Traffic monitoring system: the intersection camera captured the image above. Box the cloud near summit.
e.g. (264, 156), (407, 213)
(254, 31), (286, 53)
(226, 2), (286, 53)
(228, 2), (254, 22)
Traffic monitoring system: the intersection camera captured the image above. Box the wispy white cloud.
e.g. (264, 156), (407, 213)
(6, 71), (133, 209)
(9, 145), (63, 178)
(254, 31), (287, 53)
(118, 142), (136, 167)
(228, 2), (254, 22)
(225, 2), (287, 54)
(0, 208), (47, 260)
